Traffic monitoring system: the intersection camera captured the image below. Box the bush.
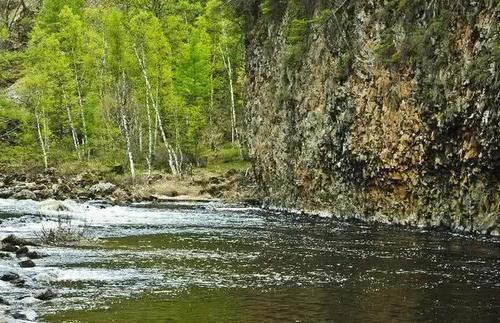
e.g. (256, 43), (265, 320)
(36, 215), (91, 246)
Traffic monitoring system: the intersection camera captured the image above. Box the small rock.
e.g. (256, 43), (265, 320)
(89, 182), (116, 195)
(26, 251), (46, 259)
(0, 244), (19, 252)
(16, 246), (29, 257)
(0, 188), (13, 198)
(0, 296), (10, 305)
(12, 278), (26, 287)
(11, 309), (38, 321)
(2, 235), (39, 247)
(19, 259), (36, 268)
(0, 251), (11, 259)
(35, 289), (57, 301)
(13, 189), (37, 200)
(1, 272), (19, 282)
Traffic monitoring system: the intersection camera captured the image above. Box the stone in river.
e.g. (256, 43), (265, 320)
(1, 244), (19, 252)
(35, 289), (57, 301)
(18, 259), (36, 268)
(11, 309), (38, 321)
(1, 272), (19, 282)
(26, 251), (46, 259)
(16, 246), (29, 257)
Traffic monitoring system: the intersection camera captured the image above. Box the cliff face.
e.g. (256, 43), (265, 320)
(244, 1), (500, 234)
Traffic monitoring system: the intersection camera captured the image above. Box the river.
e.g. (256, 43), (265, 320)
(0, 198), (499, 322)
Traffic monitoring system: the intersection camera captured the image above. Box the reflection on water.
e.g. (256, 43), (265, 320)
(0, 199), (499, 322)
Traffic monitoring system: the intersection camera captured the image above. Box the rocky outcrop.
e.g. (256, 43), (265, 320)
(243, 1), (500, 234)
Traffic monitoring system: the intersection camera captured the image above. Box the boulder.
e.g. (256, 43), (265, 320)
(0, 244), (18, 252)
(26, 251), (46, 259)
(2, 235), (39, 247)
(19, 259), (35, 268)
(35, 289), (57, 301)
(1, 273), (19, 282)
(12, 189), (37, 200)
(15, 246), (29, 257)
(0, 252), (11, 259)
(89, 182), (116, 195)
(0, 188), (13, 198)
(111, 188), (130, 204)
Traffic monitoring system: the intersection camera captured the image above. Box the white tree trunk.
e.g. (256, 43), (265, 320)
(66, 104), (81, 161)
(146, 96), (153, 176)
(34, 105), (48, 169)
(119, 72), (135, 180)
(134, 46), (179, 176)
(121, 107), (135, 181)
(220, 47), (238, 146)
(75, 73), (89, 159)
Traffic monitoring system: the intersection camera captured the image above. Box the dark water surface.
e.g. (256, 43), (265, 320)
(0, 199), (499, 322)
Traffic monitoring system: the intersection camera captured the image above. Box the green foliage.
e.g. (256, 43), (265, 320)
(0, 0), (245, 173)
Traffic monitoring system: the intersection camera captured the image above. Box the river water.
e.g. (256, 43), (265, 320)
(0, 198), (499, 322)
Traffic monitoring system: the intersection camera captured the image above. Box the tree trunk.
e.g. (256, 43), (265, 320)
(220, 46), (243, 158)
(120, 107), (135, 181)
(66, 103), (81, 161)
(75, 72), (89, 159)
(220, 47), (238, 146)
(34, 105), (48, 169)
(146, 96), (153, 176)
(134, 46), (179, 176)
(119, 71), (135, 181)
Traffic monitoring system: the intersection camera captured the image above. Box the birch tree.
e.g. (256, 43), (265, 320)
(130, 11), (180, 176)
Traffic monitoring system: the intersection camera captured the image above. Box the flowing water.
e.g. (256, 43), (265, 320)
(0, 198), (499, 322)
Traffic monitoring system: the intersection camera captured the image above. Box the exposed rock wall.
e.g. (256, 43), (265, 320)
(244, 0), (500, 234)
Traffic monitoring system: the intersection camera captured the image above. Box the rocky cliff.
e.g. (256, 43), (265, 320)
(243, 0), (500, 234)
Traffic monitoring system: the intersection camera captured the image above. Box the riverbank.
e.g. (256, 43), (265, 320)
(0, 164), (257, 206)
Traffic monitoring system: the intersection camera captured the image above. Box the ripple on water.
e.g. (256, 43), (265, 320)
(0, 198), (499, 322)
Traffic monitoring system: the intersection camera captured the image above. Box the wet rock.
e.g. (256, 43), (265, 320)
(26, 251), (46, 259)
(89, 182), (116, 195)
(1, 272), (19, 282)
(12, 189), (36, 200)
(12, 278), (26, 287)
(0, 252), (11, 259)
(18, 260), (35, 268)
(11, 309), (38, 321)
(15, 246), (29, 257)
(0, 244), (19, 252)
(35, 289), (57, 301)
(0, 188), (13, 198)
(2, 235), (39, 247)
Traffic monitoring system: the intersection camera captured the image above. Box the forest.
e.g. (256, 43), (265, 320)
(0, 0), (245, 179)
